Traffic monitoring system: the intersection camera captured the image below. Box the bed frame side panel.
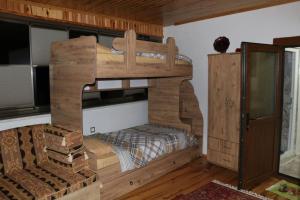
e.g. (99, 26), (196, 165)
(149, 77), (203, 141)
(50, 36), (97, 132)
(180, 81), (203, 137)
(148, 77), (192, 132)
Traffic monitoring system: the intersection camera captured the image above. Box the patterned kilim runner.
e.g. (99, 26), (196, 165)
(266, 180), (300, 200)
(173, 180), (270, 200)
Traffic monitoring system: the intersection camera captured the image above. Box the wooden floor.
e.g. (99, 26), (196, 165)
(119, 158), (281, 200)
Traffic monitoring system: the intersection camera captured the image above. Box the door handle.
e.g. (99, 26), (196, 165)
(246, 113), (250, 130)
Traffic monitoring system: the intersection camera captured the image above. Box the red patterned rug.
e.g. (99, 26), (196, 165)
(173, 180), (270, 200)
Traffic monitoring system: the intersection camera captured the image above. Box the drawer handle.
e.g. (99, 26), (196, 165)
(223, 158), (230, 162)
(129, 181), (134, 185)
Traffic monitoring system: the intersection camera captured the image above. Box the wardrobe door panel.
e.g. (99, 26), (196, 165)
(208, 55), (226, 139)
(224, 54), (241, 143)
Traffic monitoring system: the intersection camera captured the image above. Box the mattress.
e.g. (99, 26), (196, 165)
(84, 124), (197, 172)
(97, 44), (192, 65)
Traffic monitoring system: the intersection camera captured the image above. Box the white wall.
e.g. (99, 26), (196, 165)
(164, 2), (300, 154)
(0, 114), (51, 131)
(0, 101), (148, 134)
(83, 101), (148, 135)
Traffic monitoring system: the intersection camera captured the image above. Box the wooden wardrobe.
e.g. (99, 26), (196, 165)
(208, 43), (283, 189)
(207, 53), (241, 171)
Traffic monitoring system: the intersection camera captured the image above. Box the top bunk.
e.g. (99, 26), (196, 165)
(51, 30), (192, 79)
(49, 30), (199, 135)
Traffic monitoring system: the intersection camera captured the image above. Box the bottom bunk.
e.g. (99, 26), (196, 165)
(84, 124), (202, 199)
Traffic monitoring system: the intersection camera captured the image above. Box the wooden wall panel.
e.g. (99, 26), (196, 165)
(0, 0), (163, 37)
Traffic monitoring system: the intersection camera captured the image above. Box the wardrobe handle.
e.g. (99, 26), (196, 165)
(225, 97), (229, 106)
(225, 97), (234, 108)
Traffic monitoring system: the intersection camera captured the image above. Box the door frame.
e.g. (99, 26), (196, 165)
(273, 36), (300, 183)
(283, 48), (299, 156)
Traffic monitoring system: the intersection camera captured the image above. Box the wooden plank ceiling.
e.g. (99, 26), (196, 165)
(0, 0), (297, 37)
(29, 0), (297, 25)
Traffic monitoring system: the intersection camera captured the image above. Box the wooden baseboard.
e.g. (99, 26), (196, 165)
(97, 146), (201, 200)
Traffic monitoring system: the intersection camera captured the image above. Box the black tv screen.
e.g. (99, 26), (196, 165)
(0, 20), (30, 64)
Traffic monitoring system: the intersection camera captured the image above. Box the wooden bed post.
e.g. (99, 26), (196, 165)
(124, 30), (137, 70)
(166, 37), (176, 70)
(50, 36), (97, 132)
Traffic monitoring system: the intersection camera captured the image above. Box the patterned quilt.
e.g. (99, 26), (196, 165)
(88, 124), (197, 171)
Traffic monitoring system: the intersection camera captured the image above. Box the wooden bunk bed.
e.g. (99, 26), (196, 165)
(50, 30), (203, 199)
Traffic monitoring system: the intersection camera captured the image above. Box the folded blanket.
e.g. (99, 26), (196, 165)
(84, 137), (114, 156)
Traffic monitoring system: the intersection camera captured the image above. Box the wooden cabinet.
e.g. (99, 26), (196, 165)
(207, 53), (241, 171)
